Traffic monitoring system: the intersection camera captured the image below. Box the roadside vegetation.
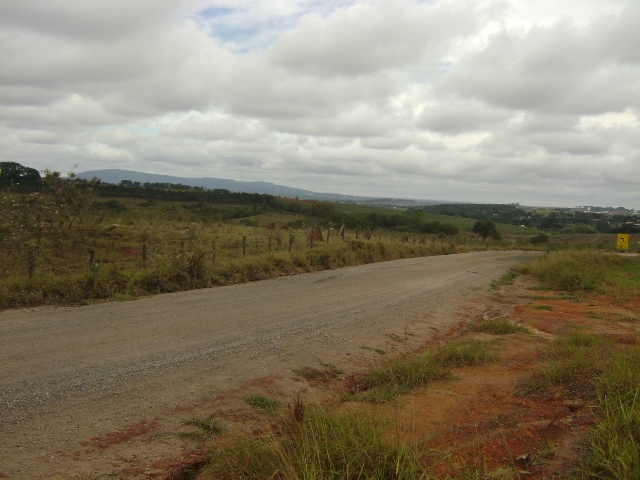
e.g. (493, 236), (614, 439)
(518, 249), (639, 296)
(0, 165), (551, 310)
(3, 163), (637, 311)
(189, 250), (639, 479)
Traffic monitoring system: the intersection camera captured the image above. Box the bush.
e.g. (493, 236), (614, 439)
(530, 233), (550, 245)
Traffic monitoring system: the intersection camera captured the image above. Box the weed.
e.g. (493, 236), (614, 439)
(360, 346), (387, 355)
(386, 333), (406, 343)
(561, 293), (583, 302)
(245, 394), (279, 411)
(202, 405), (426, 479)
(586, 311), (605, 320)
(180, 415), (222, 439)
(583, 348), (640, 478)
(433, 339), (498, 367)
(532, 304), (555, 311)
(524, 333), (611, 394)
(522, 250), (636, 293)
(294, 366), (342, 383)
(490, 270), (519, 290)
(112, 292), (135, 302)
(355, 340), (496, 403)
(470, 319), (529, 335)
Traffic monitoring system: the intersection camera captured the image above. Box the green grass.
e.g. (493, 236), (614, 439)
(355, 340), (496, 403)
(583, 347), (640, 478)
(469, 319), (529, 335)
(601, 256), (640, 301)
(524, 333), (612, 393)
(180, 415), (222, 439)
(490, 270), (519, 290)
(201, 404), (426, 479)
(245, 394), (279, 411)
(112, 292), (135, 302)
(519, 250), (637, 293)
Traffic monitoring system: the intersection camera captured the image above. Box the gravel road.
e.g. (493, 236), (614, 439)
(0, 251), (539, 478)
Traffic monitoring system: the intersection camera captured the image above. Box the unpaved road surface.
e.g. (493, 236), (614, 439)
(0, 251), (539, 478)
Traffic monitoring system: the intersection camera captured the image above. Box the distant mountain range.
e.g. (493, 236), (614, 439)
(77, 169), (444, 206)
(77, 169), (367, 201)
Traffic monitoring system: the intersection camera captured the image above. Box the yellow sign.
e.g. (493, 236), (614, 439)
(617, 233), (630, 250)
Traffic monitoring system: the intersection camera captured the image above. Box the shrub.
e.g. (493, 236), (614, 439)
(530, 233), (550, 245)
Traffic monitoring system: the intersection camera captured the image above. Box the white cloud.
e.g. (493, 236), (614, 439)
(0, 0), (639, 208)
(270, 0), (484, 76)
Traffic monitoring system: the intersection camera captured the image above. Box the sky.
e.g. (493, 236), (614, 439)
(0, 0), (639, 208)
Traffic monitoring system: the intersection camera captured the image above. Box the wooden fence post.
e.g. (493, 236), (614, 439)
(142, 243), (148, 269)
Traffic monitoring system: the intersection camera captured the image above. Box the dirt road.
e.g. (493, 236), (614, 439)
(0, 251), (539, 478)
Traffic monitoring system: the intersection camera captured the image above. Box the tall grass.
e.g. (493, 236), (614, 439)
(539, 333), (611, 387)
(0, 237), (495, 309)
(519, 250), (634, 292)
(202, 405), (426, 480)
(584, 347), (640, 479)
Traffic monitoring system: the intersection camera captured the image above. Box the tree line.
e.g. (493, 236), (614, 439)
(421, 203), (639, 234)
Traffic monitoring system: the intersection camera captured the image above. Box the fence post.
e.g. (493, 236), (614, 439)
(243, 236), (247, 257)
(327, 227), (330, 244)
(289, 233), (294, 252)
(310, 229), (314, 249)
(142, 243), (148, 269)
(268, 234), (272, 254)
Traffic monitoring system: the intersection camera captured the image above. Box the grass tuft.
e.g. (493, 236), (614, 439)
(583, 347), (640, 478)
(355, 340), (496, 403)
(521, 250), (636, 293)
(245, 394), (279, 411)
(202, 405), (426, 479)
(490, 270), (519, 290)
(180, 415), (222, 439)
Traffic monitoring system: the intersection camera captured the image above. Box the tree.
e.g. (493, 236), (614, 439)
(0, 161), (41, 186)
(307, 201), (341, 221)
(472, 220), (501, 240)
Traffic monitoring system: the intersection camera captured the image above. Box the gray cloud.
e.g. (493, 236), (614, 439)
(0, 0), (638, 208)
(270, 0), (484, 76)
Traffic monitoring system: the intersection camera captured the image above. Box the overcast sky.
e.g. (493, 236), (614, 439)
(1, 0), (638, 208)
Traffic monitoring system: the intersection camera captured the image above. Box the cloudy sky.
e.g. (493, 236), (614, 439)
(1, 0), (639, 208)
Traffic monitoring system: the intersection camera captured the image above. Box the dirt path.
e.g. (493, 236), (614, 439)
(0, 251), (538, 478)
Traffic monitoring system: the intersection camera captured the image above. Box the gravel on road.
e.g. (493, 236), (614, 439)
(0, 250), (540, 478)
